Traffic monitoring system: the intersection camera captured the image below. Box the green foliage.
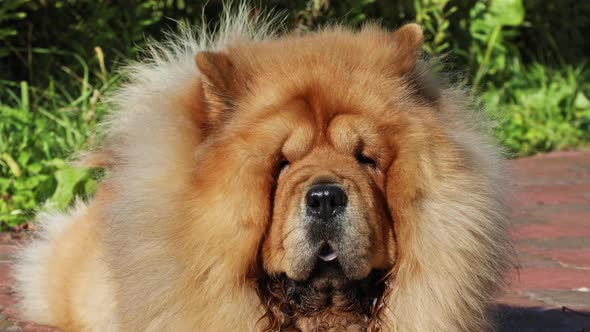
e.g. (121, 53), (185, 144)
(0, 0), (589, 228)
(468, 0), (524, 89)
(0, 0), (28, 48)
(0, 75), (109, 227)
(414, 0), (456, 55)
(484, 63), (590, 155)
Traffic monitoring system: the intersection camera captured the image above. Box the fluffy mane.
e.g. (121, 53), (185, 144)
(87, 4), (286, 330)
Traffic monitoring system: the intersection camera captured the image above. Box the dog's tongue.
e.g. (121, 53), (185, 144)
(319, 252), (338, 261)
(318, 245), (338, 262)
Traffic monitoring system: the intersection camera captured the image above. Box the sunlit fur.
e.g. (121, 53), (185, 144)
(14, 4), (511, 331)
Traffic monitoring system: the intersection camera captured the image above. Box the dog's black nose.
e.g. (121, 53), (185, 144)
(306, 184), (347, 219)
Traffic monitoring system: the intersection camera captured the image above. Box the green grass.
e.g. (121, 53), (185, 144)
(0, 47), (118, 228)
(484, 63), (590, 156)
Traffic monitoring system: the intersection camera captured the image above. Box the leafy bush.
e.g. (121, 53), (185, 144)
(0, 0), (588, 228)
(0, 75), (111, 227)
(485, 63), (590, 155)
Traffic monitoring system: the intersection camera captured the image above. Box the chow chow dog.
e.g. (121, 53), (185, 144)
(15, 4), (511, 331)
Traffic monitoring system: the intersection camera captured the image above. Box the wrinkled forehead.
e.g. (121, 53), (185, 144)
(229, 94), (392, 162)
(237, 62), (403, 120)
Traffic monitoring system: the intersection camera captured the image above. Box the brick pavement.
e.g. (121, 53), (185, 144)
(498, 149), (590, 331)
(1, 150), (590, 331)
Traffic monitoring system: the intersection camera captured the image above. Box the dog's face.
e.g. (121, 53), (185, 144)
(262, 106), (395, 285)
(193, 23), (431, 326)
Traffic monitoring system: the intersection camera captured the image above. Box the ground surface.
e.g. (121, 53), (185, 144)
(1, 150), (589, 331)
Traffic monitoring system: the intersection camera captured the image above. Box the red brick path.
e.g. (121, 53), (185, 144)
(498, 150), (590, 331)
(1, 150), (590, 331)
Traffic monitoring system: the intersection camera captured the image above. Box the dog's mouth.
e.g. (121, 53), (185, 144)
(317, 243), (338, 262)
(269, 241), (385, 294)
(308, 244), (349, 290)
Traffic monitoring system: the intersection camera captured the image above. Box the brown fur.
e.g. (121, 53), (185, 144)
(15, 6), (511, 332)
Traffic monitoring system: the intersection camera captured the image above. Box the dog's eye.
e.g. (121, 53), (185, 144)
(275, 158), (290, 177)
(356, 151), (377, 168)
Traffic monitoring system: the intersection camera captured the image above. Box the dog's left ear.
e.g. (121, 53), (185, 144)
(390, 23), (423, 75)
(390, 24), (440, 102)
(195, 51), (248, 128)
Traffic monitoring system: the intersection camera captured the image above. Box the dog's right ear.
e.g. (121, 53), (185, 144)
(195, 51), (248, 128)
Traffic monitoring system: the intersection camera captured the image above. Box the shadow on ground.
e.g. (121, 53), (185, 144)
(497, 305), (590, 332)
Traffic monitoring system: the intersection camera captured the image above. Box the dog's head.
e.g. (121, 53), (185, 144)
(187, 22), (507, 331)
(191, 23), (429, 328)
